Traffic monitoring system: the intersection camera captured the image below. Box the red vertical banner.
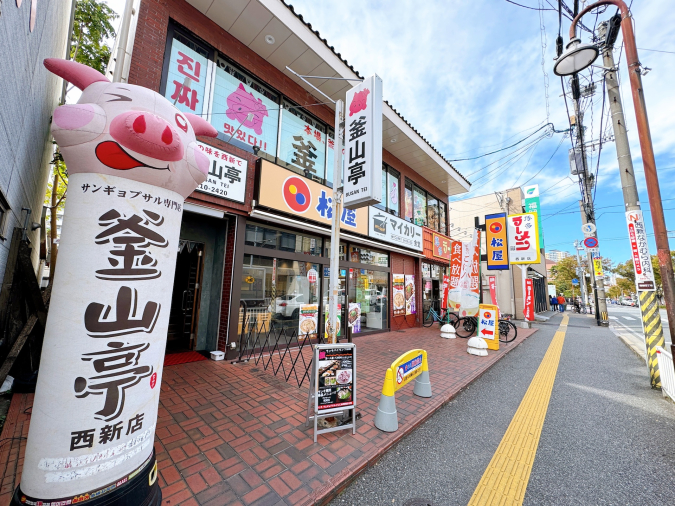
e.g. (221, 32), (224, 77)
(448, 241), (462, 310)
(470, 230), (481, 300)
(442, 274), (449, 308)
(523, 278), (534, 321)
(489, 275), (497, 305)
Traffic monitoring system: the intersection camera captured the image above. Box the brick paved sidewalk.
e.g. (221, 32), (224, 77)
(0, 326), (537, 506)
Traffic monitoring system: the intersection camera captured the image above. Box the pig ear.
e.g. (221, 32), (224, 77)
(44, 58), (109, 91)
(185, 113), (218, 138)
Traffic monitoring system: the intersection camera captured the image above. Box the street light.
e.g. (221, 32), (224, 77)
(557, 0), (675, 364)
(553, 38), (599, 76)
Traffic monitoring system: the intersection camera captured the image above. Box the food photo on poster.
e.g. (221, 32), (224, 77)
(348, 303), (362, 333)
(316, 347), (355, 411)
(405, 274), (416, 315)
(393, 274), (406, 316)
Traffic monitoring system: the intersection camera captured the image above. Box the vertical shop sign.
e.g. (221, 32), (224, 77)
(506, 213), (540, 264)
(489, 276), (497, 306)
(485, 212), (509, 270)
(523, 278), (534, 321)
(18, 58), (218, 503)
(447, 231), (481, 317)
(593, 255), (604, 278)
(626, 210), (656, 290)
(343, 75), (383, 209)
(523, 184), (544, 249)
(404, 275), (416, 315)
(393, 274), (406, 316)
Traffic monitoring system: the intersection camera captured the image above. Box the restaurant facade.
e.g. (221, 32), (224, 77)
(123, 0), (470, 358)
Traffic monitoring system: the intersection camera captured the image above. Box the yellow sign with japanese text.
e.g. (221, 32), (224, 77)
(593, 256), (604, 277)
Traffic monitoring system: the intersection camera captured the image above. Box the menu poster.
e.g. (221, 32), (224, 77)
(298, 304), (318, 339)
(348, 303), (361, 333)
(316, 346), (354, 411)
(393, 274), (405, 316)
(324, 304), (342, 339)
(405, 274), (416, 315)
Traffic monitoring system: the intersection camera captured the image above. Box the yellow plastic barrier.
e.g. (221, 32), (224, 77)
(374, 349), (431, 432)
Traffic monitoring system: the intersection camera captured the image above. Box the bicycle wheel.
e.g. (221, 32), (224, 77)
(444, 311), (460, 328)
(422, 309), (435, 328)
(455, 317), (476, 338)
(498, 320), (517, 343)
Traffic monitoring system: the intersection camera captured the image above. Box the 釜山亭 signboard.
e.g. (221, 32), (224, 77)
(432, 233), (452, 260)
(506, 213), (540, 264)
(315, 345), (355, 412)
(523, 184), (544, 249)
(478, 304), (499, 351)
(626, 210), (656, 291)
(343, 75), (383, 209)
(195, 142), (247, 203)
(485, 212), (509, 270)
(405, 274), (416, 315)
(369, 208), (423, 251)
(257, 160), (368, 234)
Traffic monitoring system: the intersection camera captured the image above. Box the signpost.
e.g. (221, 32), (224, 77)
(572, 278), (580, 285)
(581, 223), (597, 235)
(307, 344), (356, 442)
(583, 236), (599, 249)
(478, 304), (499, 351)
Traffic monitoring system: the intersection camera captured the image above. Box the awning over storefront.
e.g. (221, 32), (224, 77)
(184, 0), (470, 197)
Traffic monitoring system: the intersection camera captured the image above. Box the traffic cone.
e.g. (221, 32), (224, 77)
(374, 368), (398, 432)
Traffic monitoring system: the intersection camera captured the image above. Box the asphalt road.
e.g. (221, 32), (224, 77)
(330, 313), (675, 505)
(607, 303), (672, 346)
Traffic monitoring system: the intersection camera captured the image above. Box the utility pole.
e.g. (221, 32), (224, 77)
(571, 74), (608, 326)
(327, 100), (344, 344)
(598, 20), (664, 387)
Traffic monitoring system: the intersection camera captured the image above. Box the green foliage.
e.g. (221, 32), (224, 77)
(549, 256), (590, 297)
(71, 0), (118, 75)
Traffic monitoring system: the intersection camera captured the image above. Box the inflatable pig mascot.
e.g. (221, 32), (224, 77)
(13, 59), (217, 506)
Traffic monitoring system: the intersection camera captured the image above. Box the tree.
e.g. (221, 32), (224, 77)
(549, 256), (589, 297)
(71, 0), (118, 75)
(607, 285), (622, 300)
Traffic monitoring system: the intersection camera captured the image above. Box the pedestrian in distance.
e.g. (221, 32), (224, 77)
(557, 294), (566, 312)
(550, 295), (558, 312)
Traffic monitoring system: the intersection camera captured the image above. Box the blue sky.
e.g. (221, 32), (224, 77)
(105, 0), (675, 267)
(285, 0), (675, 268)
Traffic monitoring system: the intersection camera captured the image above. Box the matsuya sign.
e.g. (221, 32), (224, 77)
(343, 75), (383, 209)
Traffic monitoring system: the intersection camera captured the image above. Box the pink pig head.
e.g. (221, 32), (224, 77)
(44, 58), (218, 199)
(348, 88), (370, 117)
(226, 83), (268, 136)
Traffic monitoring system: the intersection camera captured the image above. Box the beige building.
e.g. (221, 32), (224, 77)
(449, 188), (550, 318)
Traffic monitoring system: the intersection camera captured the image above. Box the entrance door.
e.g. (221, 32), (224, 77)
(167, 241), (205, 353)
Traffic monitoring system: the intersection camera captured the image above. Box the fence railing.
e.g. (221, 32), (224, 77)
(235, 312), (347, 388)
(656, 346), (675, 401)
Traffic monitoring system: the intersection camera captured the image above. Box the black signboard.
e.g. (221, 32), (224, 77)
(314, 345), (355, 412)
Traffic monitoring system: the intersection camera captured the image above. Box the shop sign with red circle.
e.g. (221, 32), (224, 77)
(282, 176), (312, 213)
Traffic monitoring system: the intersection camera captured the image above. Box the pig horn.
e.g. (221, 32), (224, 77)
(185, 113), (218, 138)
(44, 58), (109, 91)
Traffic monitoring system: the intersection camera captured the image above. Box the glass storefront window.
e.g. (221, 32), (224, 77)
(405, 182), (413, 222)
(211, 55), (280, 156)
(439, 202), (447, 235)
(245, 223), (322, 256)
(241, 255), (321, 337)
(413, 185), (427, 227)
(348, 269), (389, 333)
(388, 170), (400, 216)
(348, 246), (389, 267)
(428, 196), (439, 231)
(163, 36), (209, 116)
(278, 100), (327, 182)
(324, 241), (346, 260)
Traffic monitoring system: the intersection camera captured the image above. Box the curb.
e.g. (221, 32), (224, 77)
(610, 325), (647, 364)
(305, 328), (540, 506)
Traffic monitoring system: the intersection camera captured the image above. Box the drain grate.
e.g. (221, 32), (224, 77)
(403, 499), (435, 506)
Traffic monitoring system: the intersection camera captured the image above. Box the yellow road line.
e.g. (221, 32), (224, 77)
(468, 314), (569, 506)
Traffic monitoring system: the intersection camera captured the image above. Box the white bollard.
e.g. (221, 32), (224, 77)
(467, 336), (489, 356)
(440, 323), (456, 339)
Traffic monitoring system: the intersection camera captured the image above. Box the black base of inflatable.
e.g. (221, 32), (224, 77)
(11, 450), (161, 506)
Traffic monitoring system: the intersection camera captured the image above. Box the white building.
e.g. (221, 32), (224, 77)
(545, 249), (571, 262)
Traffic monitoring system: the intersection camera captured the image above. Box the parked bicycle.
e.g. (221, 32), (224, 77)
(423, 306), (459, 328)
(454, 313), (518, 343)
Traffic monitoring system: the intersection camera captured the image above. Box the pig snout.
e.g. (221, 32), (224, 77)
(110, 111), (184, 162)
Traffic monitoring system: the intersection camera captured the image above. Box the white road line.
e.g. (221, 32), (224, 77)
(623, 316), (637, 320)
(608, 316), (618, 320)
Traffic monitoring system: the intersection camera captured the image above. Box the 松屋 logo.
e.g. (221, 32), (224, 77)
(282, 176), (312, 213)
